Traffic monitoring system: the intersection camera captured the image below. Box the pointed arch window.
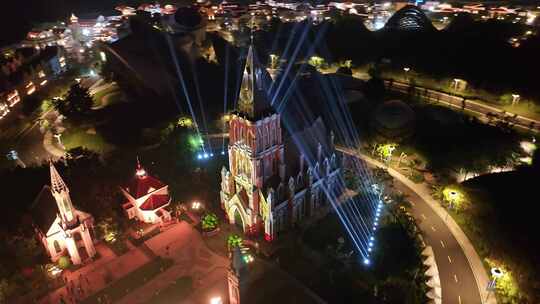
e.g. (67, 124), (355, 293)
(53, 240), (61, 253)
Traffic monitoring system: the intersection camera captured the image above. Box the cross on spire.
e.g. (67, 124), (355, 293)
(136, 157), (147, 178)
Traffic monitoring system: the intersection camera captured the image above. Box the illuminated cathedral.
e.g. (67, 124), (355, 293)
(220, 43), (341, 241)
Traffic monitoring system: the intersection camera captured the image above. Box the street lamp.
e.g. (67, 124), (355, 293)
(403, 67), (411, 84)
(511, 94), (520, 106)
(453, 78), (460, 91)
(485, 267), (504, 302)
(192, 201), (202, 210)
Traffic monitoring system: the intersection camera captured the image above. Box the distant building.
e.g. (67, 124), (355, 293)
(31, 163), (97, 265)
(220, 43), (341, 241)
(120, 160), (173, 224)
(0, 46), (66, 118)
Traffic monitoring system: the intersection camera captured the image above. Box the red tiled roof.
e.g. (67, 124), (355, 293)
(140, 194), (170, 211)
(126, 175), (166, 199)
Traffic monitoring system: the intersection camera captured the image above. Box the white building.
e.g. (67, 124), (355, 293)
(31, 163), (97, 265)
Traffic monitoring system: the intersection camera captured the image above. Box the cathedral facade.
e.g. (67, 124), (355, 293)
(220, 44), (341, 242)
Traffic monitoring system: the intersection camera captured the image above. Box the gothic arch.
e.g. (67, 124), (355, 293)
(228, 200), (247, 232)
(53, 240), (61, 253)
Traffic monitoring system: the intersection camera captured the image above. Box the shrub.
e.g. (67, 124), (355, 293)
(201, 213), (218, 231)
(227, 234), (243, 249)
(57, 256), (71, 270)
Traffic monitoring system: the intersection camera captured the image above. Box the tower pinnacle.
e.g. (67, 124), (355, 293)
(237, 42), (272, 119)
(50, 162), (68, 194)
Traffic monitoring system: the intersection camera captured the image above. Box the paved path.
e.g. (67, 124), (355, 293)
(337, 146), (495, 304)
(39, 243), (151, 304)
(117, 222), (228, 304)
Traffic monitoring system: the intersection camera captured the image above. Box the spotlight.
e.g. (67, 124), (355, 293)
(221, 151), (225, 155)
(197, 154), (202, 160)
(363, 258), (370, 265)
(370, 236), (374, 241)
(369, 242), (373, 247)
(204, 153), (209, 159)
(210, 153), (214, 157)
(368, 248), (372, 252)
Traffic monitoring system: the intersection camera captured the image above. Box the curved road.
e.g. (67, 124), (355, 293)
(338, 146), (495, 304)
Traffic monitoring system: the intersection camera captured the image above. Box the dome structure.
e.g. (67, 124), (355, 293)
(384, 5), (435, 32)
(164, 6), (206, 34)
(371, 100), (416, 140)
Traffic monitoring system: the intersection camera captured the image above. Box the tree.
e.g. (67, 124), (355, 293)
(57, 256), (71, 269)
(201, 213), (219, 231)
(54, 84), (93, 117)
(227, 234), (243, 249)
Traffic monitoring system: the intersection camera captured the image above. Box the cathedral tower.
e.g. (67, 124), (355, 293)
(220, 42), (284, 238)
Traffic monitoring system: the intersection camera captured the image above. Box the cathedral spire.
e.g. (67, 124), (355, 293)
(237, 41), (271, 119)
(50, 162), (68, 194)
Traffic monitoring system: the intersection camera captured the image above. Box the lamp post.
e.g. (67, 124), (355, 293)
(453, 78), (460, 92)
(403, 67), (411, 84)
(511, 94), (520, 106)
(485, 267), (504, 302)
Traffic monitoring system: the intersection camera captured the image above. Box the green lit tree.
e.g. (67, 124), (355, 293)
(57, 256), (71, 269)
(202, 213), (219, 231)
(227, 234), (243, 249)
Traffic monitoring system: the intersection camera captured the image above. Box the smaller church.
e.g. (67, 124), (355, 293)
(31, 163), (97, 265)
(120, 159), (172, 224)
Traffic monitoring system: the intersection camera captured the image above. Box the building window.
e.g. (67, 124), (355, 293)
(53, 240), (61, 253)
(26, 82), (36, 95)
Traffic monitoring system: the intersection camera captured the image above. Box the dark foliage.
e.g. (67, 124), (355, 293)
(54, 84), (93, 118)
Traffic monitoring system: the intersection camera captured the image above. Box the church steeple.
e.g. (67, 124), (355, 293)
(50, 162), (68, 194)
(50, 162), (76, 226)
(237, 42), (271, 119)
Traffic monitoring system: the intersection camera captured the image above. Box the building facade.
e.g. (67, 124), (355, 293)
(31, 163), (97, 265)
(220, 43), (341, 242)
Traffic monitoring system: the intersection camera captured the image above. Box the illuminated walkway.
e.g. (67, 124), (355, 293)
(337, 146), (496, 304)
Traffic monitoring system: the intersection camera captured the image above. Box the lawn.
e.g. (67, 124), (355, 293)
(144, 276), (193, 304)
(61, 126), (114, 154)
(80, 257), (173, 304)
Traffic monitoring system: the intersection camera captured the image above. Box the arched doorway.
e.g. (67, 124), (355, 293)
(229, 204), (246, 232)
(234, 209), (244, 230)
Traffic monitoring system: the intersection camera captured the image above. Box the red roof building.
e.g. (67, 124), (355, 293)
(120, 160), (172, 224)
